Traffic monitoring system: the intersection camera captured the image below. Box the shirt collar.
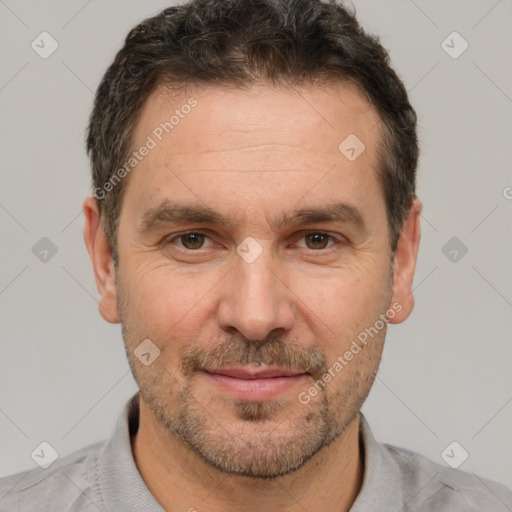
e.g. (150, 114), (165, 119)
(95, 393), (403, 511)
(96, 392), (165, 511)
(351, 413), (405, 511)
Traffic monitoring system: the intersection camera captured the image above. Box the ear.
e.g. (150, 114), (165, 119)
(83, 196), (120, 324)
(388, 198), (422, 324)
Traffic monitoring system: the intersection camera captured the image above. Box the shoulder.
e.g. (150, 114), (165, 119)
(383, 442), (512, 511)
(0, 440), (106, 512)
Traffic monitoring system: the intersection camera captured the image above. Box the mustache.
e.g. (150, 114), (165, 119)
(180, 334), (328, 381)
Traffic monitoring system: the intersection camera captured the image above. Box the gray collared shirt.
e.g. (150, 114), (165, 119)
(1, 393), (511, 511)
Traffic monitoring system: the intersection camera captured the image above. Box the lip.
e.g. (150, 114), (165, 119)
(204, 366), (305, 379)
(203, 366), (309, 401)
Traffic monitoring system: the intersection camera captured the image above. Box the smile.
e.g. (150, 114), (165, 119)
(202, 366), (309, 401)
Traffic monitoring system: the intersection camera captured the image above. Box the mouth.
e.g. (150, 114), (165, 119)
(202, 366), (310, 401)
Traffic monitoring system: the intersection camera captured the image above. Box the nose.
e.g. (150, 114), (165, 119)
(216, 248), (295, 341)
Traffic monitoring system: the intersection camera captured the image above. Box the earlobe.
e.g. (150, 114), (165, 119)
(388, 198), (422, 325)
(83, 196), (121, 324)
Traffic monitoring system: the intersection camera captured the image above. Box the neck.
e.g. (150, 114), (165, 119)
(132, 397), (364, 512)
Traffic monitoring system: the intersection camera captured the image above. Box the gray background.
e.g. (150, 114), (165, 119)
(0, 0), (511, 491)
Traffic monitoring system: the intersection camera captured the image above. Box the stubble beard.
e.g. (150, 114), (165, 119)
(117, 267), (391, 480)
(123, 327), (381, 479)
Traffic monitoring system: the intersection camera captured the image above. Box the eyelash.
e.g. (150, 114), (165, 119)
(163, 230), (344, 252)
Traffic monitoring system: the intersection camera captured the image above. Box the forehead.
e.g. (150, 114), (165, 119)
(134, 81), (380, 160)
(123, 81), (384, 227)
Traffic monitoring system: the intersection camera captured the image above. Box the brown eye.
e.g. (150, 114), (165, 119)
(304, 233), (331, 250)
(179, 233), (206, 249)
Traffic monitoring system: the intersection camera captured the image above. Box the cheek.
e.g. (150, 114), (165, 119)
(290, 259), (390, 353)
(124, 262), (222, 340)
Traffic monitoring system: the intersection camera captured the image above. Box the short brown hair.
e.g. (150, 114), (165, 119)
(87, 0), (419, 266)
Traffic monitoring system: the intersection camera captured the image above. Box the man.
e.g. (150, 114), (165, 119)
(1, 0), (510, 510)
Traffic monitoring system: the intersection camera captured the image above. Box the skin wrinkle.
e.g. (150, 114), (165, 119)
(83, 81), (421, 512)
(172, 143), (318, 153)
(137, 201), (368, 237)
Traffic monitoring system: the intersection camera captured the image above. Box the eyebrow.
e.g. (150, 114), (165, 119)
(138, 200), (367, 233)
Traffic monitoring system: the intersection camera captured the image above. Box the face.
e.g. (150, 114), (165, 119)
(86, 81), (419, 479)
